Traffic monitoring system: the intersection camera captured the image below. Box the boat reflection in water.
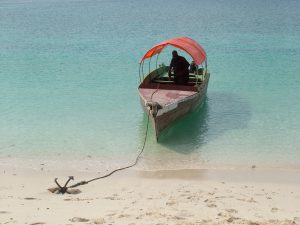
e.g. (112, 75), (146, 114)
(136, 99), (209, 171)
(136, 91), (252, 170)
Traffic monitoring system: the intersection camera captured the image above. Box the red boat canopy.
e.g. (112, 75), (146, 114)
(139, 36), (207, 65)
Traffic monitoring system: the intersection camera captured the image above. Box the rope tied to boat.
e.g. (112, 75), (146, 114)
(49, 85), (160, 194)
(146, 101), (162, 117)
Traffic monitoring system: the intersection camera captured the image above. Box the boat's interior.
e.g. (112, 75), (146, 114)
(139, 66), (205, 91)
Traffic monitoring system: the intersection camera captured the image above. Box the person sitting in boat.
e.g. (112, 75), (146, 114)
(189, 60), (197, 73)
(168, 50), (190, 84)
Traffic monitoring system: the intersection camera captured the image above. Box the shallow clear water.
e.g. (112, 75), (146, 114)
(0, 0), (300, 169)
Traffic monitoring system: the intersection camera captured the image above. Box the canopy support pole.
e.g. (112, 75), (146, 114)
(138, 64), (142, 83)
(155, 53), (160, 70)
(141, 61), (145, 81)
(204, 59), (208, 80)
(149, 56), (152, 80)
(155, 53), (161, 78)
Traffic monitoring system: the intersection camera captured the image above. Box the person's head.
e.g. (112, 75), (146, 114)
(172, 50), (178, 58)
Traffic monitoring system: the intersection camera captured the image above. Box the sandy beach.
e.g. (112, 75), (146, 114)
(1, 158), (300, 225)
(1, 0), (300, 224)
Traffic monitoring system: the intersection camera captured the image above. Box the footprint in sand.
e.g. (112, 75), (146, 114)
(201, 219), (213, 224)
(207, 203), (217, 208)
(172, 215), (185, 220)
(106, 212), (117, 217)
(69, 217), (89, 222)
(0, 211), (9, 214)
(271, 207), (278, 213)
(248, 222), (260, 225)
(104, 196), (121, 200)
(104, 193), (122, 200)
(92, 217), (105, 224)
(247, 197), (256, 203)
(118, 214), (131, 218)
(294, 217), (300, 225)
(225, 208), (238, 214)
(237, 197), (256, 203)
(217, 212), (227, 217)
(226, 217), (240, 223)
(29, 223), (46, 225)
(166, 200), (177, 206)
(24, 197), (37, 200)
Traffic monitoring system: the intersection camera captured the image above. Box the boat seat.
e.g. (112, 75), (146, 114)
(153, 75), (201, 82)
(152, 79), (202, 87)
(152, 80), (173, 84)
(140, 82), (198, 91)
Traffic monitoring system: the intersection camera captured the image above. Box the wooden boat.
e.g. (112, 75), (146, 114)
(138, 37), (210, 140)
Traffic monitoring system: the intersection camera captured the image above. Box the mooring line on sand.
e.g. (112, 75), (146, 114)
(49, 85), (160, 194)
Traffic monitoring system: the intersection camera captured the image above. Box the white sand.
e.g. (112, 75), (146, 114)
(1, 159), (300, 225)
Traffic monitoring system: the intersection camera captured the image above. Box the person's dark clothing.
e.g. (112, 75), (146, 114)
(169, 55), (190, 84)
(189, 62), (197, 73)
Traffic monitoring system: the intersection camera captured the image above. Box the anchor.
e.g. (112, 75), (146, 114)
(48, 176), (84, 194)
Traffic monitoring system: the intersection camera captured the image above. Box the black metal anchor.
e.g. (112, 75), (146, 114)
(48, 176), (87, 194)
(55, 176), (74, 194)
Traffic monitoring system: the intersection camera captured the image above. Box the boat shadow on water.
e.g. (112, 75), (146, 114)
(140, 92), (251, 154)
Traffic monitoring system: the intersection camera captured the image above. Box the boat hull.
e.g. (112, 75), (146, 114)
(139, 73), (210, 140)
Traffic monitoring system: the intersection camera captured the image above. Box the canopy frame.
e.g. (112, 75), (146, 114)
(139, 37), (208, 84)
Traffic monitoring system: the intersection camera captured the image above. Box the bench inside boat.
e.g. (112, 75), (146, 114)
(139, 66), (205, 91)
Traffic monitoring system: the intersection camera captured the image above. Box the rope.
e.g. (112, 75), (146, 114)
(53, 84), (160, 193)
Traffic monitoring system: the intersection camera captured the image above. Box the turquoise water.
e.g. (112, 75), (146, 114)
(0, 0), (300, 169)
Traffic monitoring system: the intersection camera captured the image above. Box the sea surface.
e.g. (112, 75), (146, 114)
(0, 0), (300, 170)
